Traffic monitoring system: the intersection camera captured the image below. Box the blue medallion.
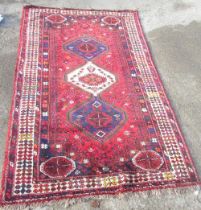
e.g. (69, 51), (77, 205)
(68, 98), (126, 142)
(63, 37), (107, 60)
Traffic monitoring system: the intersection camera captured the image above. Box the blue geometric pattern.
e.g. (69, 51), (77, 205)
(68, 97), (125, 142)
(63, 37), (107, 60)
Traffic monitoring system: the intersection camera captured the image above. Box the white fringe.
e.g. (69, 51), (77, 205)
(1, 185), (201, 210)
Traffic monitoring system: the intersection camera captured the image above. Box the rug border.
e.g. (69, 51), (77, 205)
(0, 5), (27, 207)
(0, 5), (200, 207)
(135, 12), (200, 181)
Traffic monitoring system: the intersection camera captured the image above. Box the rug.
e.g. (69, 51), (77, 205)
(0, 5), (200, 207)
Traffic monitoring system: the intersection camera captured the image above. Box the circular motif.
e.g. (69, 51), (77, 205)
(40, 156), (76, 178)
(132, 150), (164, 171)
(102, 16), (121, 26)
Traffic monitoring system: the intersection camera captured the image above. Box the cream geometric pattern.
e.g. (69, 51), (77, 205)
(67, 62), (116, 96)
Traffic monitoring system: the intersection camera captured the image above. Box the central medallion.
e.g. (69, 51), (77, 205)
(68, 98), (126, 142)
(64, 37), (107, 60)
(66, 62), (116, 96)
(65, 37), (126, 142)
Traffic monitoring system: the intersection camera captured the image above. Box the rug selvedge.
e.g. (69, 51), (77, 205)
(0, 6), (200, 206)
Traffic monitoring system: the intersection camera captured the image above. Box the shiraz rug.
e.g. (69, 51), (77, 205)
(0, 6), (200, 207)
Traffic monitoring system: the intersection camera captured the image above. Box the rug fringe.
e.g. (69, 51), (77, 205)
(1, 185), (200, 210)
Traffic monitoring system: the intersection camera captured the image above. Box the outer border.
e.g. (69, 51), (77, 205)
(0, 5), (27, 206)
(134, 11), (200, 180)
(0, 5), (200, 207)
